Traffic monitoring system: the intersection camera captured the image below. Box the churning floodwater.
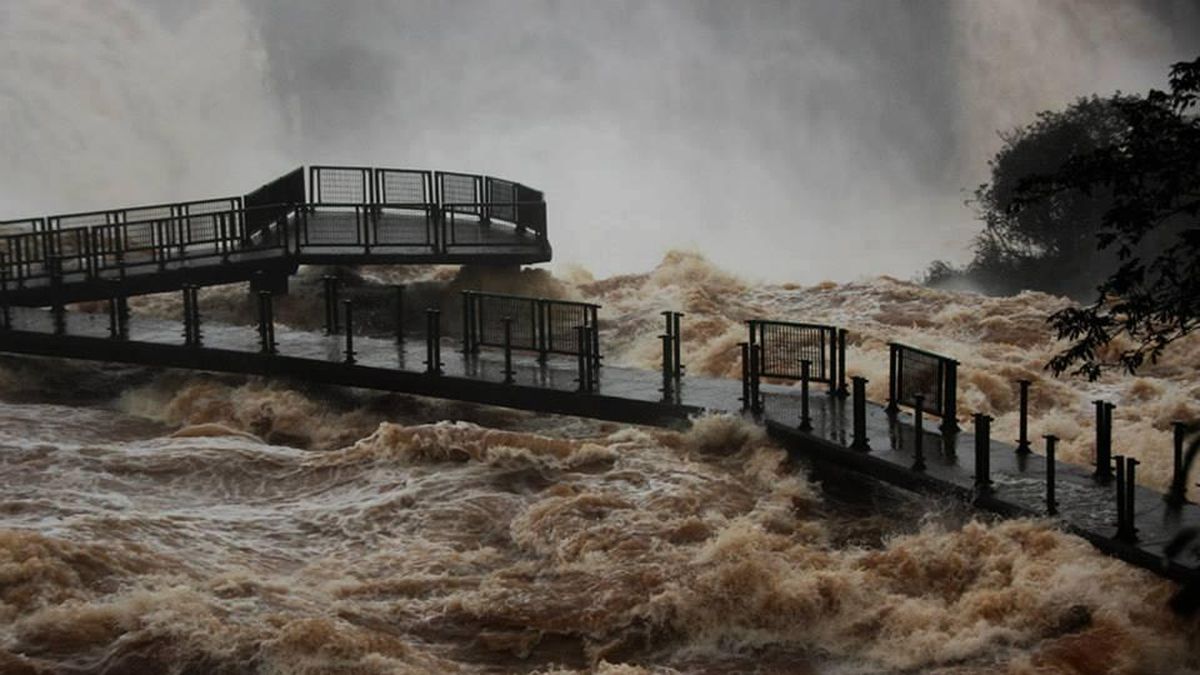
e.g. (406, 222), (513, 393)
(2, 255), (1198, 674)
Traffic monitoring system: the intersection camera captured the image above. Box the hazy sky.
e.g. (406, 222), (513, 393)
(2, 1), (1197, 281)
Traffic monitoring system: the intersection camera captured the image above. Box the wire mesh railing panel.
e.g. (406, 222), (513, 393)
(438, 172), (479, 215)
(53, 228), (93, 275)
(895, 346), (944, 416)
(180, 198), (241, 216)
(754, 321), (832, 382)
(122, 205), (174, 224)
(486, 177), (517, 223)
(372, 211), (433, 246)
(475, 294), (540, 351)
(544, 301), (594, 355)
(48, 211), (115, 230)
(312, 166), (371, 205)
(182, 213), (220, 245)
(377, 169), (430, 204)
(302, 209), (365, 246)
(515, 184), (546, 237)
(0, 218), (44, 237)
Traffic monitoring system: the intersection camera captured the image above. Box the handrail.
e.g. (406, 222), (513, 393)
(0, 164), (549, 292)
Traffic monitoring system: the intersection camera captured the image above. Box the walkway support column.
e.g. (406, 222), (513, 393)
(0, 253), (9, 331)
(257, 291), (277, 354)
(1095, 400), (1114, 482)
(425, 308), (442, 374)
(850, 376), (869, 451)
(1045, 434), (1058, 515)
(912, 394), (926, 471)
(323, 275), (340, 335)
(502, 316), (515, 384)
(974, 413), (993, 492)
(798, 360), (813, 432)
(394, 284), (405, 343)
(343, 299), (356, 364)
(1167, 422), (1188, 508)
(1016, 380), (1031, 454)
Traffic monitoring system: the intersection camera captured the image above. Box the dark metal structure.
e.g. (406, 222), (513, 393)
(886, 342), (959, 432)
(746, 319), (847, 395)
(0, 165), (551, 307)
(461, 291), (601, 367)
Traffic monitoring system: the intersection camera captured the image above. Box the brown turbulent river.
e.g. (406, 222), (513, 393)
(2, 253), (1198, 674)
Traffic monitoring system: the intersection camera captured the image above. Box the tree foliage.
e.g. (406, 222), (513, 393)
(926, 95), (1137, 298)
(1009, 57), (1200, 379)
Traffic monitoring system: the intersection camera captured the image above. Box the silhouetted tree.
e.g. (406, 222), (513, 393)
(925, 96), (1136, 297)
(1009, 57), (1200, 379)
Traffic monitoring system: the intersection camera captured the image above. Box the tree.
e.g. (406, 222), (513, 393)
(1009, 57), (1200, 380)
(926, 95), (1137, 297)
(976, 96), (1130, 264)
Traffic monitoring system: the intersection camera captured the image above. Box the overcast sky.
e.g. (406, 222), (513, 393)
(2, 1), (1197, 281)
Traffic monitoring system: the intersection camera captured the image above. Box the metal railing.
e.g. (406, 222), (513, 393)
(0, 164), (548, 290)
(746, 319), (847, 394)
(0, 205), (295, 286)
(887, 342), (959, 431)
(462, 290), (600, 364)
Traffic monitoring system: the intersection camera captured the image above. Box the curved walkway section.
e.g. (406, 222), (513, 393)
(0, 165), (550, 306)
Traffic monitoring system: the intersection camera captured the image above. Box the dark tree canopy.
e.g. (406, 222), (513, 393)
(1010, 57), (1200, 379)
(977, 95), (1130, 264)
(926, 96), (1137, 298)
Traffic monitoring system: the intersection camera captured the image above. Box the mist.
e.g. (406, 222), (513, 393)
(1, 0), (1197, 282)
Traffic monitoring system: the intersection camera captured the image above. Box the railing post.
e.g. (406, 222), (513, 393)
(394, 284), (405, 343)
(576, 326), (589, 392)
(1114, 455), (1128, 539)
(590, 306), (601, 372)
(181, 285), (201, 347)
(108, 295), (120, 339)
(912, 394), (926, 471)
(323, 275), (339, 335)
(740, 342), (751, 411)
(0, 253), (9, 331)
(673, 311), (682, 379)
(575, 325), (597, 393)
(1016, 379), (1031, 454)
(343, 299), (356, 364)
(799, 359), (813, 432)
(49, 256), (65, 335)
(1094, 400), (1114, 482)
(1125, 457), (1139, 542)
(425, 308), (442, 374)
(886, 343), (899, 415)
(181, 285), (191, 346)
(117, 294), (129, 339)
(836, 328), (849, 397)
(850, 376), (869, 451)
(659, 310), (684, 390)
(660, 333), (674, 401)
(1167, 421), (1188, 507)
(1045, 434), (1059, 515)
(750, 343), (763, 414)
(257, 290), (276, 354)
(940, 360), (959, 433)
(462, 291), (474, 354)
(536, 300), (548, 364)
(973, 413), (993, 492)
(502, 316), (514, 384)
